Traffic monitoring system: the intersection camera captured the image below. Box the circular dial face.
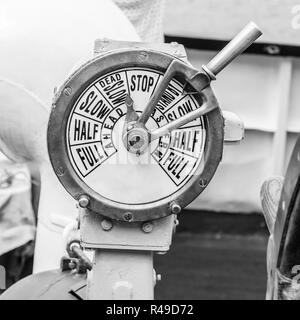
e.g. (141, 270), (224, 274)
(66, 67), (206, 205)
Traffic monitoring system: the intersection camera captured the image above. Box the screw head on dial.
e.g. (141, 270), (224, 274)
(78, 195), (89, 208)
(171, 202), (181, 214)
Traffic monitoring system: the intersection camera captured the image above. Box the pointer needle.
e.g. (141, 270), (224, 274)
(124, 94), (138, 123)
(122, 94), (139, 150)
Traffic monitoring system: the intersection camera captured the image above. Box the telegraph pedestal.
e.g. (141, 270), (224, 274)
(1, 22), (262, 300)
(80, 209), (175, 299)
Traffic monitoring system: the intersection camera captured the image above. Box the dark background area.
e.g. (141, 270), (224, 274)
(155, 210), (268, 300)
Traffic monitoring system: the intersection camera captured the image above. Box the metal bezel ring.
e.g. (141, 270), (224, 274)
(47, 49), (224, 222)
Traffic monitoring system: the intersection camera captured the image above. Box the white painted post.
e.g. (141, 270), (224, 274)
(86, 249), (154, 300)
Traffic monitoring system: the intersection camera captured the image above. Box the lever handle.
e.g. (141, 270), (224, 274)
(150, 100), (216, 141)
(202, 22), (262, 79)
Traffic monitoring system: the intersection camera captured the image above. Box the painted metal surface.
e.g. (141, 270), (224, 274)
(80, 209), (175, 251)
(0, 269), (86, 300)
(87, 250), (154, 300)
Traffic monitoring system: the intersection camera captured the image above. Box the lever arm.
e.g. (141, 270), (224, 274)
(150, 100), (216, 141)
(202, 21), (262, 79)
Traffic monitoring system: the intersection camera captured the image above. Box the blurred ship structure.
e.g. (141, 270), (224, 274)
(165, 0), (300, 213)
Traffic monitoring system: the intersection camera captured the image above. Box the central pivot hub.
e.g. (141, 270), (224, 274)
(123, 126), (149, 155)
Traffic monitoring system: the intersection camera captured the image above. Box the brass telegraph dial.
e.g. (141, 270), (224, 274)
(48, 24), (261, 222)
